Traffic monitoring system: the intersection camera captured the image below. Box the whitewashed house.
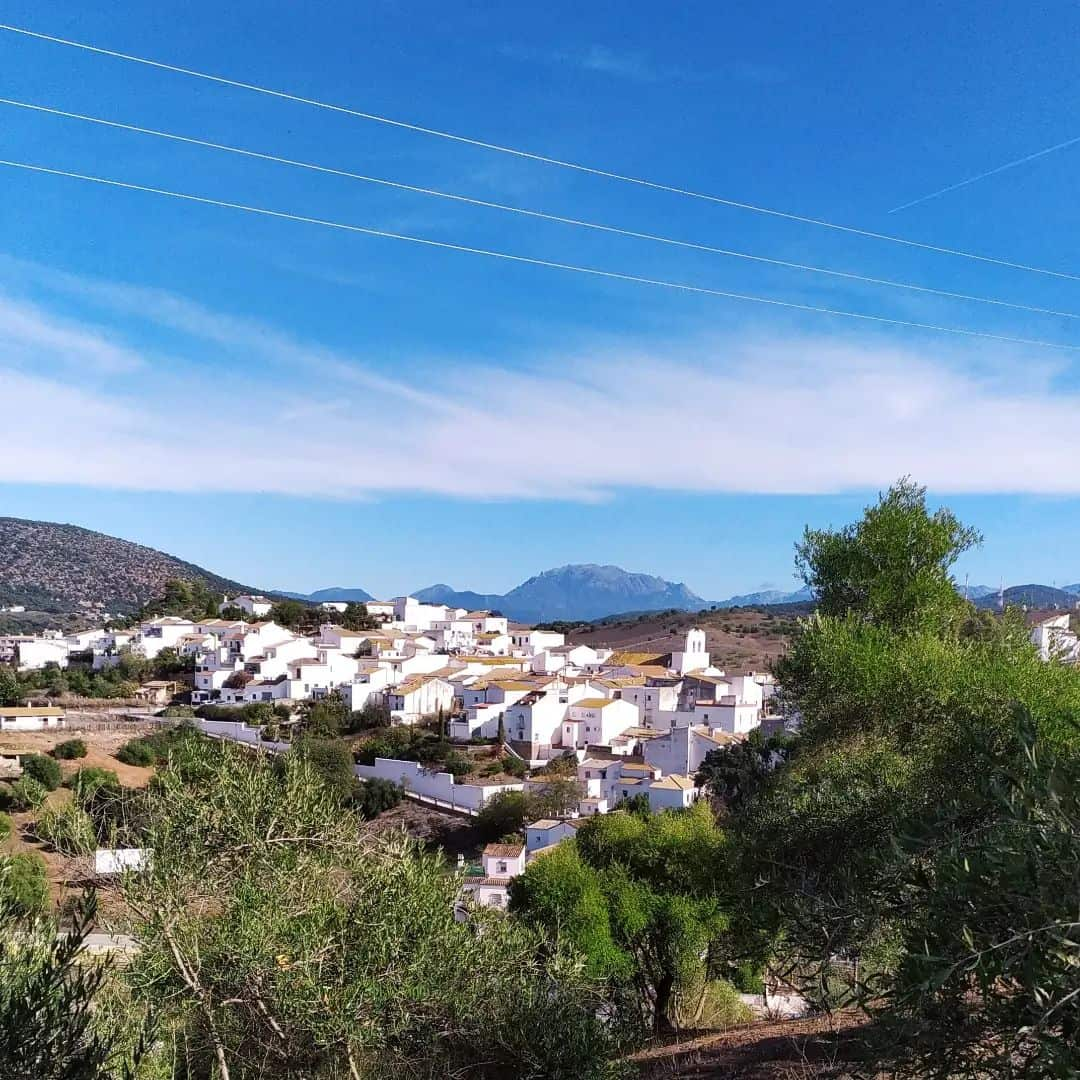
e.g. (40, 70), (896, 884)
(561, 697), (640, 750)
(221, 595), (273, 617)
(0, 705), (65, 731)
(385, 675), (454, 724)
(1028, 611), (1080, 663)
(461, 843), (526, 909)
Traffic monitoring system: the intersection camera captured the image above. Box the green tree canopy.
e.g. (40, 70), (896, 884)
(795, 477), (981, 632)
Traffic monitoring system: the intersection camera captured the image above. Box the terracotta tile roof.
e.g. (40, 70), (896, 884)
(483, 843), (524, 858)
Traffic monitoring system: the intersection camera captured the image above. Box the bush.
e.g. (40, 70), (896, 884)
(502, 756), (528, 779)
(115, 739), (155, 767)
(354, 778), (404, 819)
(0, 784), (13, 813)
(51, 738), (88, 760)
(0, 852), (48, 915)
(8, 776), (48, 812)
(476, 790), (530, 842)
(35, 802), (96, 856)
(69, 768), (121, 805)
(0, 812), (11, 842)
(674, 976), (753, 1030)
(20, 753), (62, 791)
(293, 738), (359, 805)
(117, 724), (198, 767)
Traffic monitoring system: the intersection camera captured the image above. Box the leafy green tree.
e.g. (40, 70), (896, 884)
(301, 691), (349, 737)
(122, 737), (616, 1078)
(20, 753), (62, 792)
(876, 718), (1080, 1078)
(354, 777), (403, 819)
(530, 775), (585, 817)
(512, 802), (731, 1034)
(0, 891), (143, 1079)
(795, 477), (981, 632)
(293, 736), (360, 805)
(476, 789), (531, 842)
(695, 729), (796, 813)
(0, 667), (21, 707)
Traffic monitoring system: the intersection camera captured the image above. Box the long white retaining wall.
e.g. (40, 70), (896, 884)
(190, 718), (291, 754)
(354, 757), (523, 814)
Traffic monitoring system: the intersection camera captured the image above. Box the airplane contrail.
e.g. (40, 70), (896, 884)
(888, 133), (1080, 213)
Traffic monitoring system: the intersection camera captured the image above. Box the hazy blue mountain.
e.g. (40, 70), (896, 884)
(713, 586), (815, 607)
(499, 564), (705, 623)
(302, 586), (374, 603)
(413, 584), (504, 610)
(1064, 583), (1080, 595)
(961, 584), (997, 600)
(975, 584), (1079, 610)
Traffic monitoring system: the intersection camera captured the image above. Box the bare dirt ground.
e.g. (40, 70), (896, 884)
(571, 607), (803, 672)
(629, 1011), (887, 1079)
(1, 727), (155, 911)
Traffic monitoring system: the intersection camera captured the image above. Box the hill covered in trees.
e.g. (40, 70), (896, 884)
(0, 516), (259, 619)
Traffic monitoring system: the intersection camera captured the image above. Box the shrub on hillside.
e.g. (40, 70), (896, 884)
(35, 802), (96, 856)
(20, 753), (62, 791)
(354, 777), (404, 819)
(115, 740), (154, 767)
(116, 724), (196, 767)
(51, 738), (88, 760)
(68, 767), (121, 805)
(8, 776), (48, 812)
(0, 812), (11, 842)
(0, 852), (48, 915)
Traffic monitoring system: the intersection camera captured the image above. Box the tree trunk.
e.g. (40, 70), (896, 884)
(654, 975), (676, 1034)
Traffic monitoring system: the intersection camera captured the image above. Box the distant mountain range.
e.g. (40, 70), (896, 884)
(4, 515), (1077, 632)
(291, 567), (818, 623)
(975, 584), (1080, 610)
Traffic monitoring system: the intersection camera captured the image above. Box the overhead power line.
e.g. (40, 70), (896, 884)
(889, 133), (1080, 213)
(2, 21), (1078, 283)
(4, 95), (1078, 323)
(1, 156), (1078, 353)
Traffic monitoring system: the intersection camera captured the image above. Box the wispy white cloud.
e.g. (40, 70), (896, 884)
(0, 293), (145, 374)
(1, 272), (1078, 500)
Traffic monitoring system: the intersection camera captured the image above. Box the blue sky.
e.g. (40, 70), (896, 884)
(2, 0), (1080, 597)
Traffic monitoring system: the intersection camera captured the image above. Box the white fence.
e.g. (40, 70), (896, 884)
(354, 757), (523, 814)
(190, 718), (291, 753)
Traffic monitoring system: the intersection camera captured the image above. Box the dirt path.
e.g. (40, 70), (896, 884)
(628, 1012), (883, 1078)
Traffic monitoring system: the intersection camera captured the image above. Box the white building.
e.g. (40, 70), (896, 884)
(385, 675), (454, 725)
(561, 697), (640, 750)
(13, 636), (70, 671)
(1028, 611), (1080, 663)
(670, 628), (710, 675)
(0, 706), (66, 731)
(524, 819), (580, 855)
(644, 724), (740, 777)
(221, 595), (274, 617)
(461, 843), (526, 909)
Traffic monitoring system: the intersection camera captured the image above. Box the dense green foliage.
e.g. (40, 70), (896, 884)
(120, 738), (617, 1078)
(511, 801), (732, 1033)
(115, 724), (196, 768)
(21, 753), (62, 792)
(0, 892), (136, 1079)
(353, 777), (404, 819)
(35, 801), (97, 856)
(732, 479), (1080, 1076)
(0, 852), (49, 916)
(53, 738), (88, 760)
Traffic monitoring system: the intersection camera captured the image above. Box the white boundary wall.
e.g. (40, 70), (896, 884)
(354, 757), (523, 814)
